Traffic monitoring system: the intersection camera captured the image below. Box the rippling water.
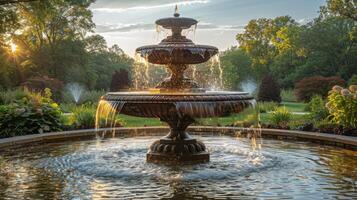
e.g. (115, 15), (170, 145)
(0, 134), (356, 199)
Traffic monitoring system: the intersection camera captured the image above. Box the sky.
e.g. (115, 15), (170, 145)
(90, 0), (326, 56)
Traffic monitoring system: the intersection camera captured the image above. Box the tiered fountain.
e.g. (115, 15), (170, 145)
(100, 6), (254, 164)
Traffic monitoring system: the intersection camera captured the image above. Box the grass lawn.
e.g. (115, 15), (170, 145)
(280, 102), (306, 112)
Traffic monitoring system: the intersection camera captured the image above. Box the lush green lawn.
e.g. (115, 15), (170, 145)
(280, 102), (306, 112)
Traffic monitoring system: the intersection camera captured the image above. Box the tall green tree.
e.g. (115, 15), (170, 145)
(236, 16), (298, 79)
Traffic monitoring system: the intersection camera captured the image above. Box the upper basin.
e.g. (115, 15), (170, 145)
(136, 44), (218, 65)
(156, 17), (198, 29)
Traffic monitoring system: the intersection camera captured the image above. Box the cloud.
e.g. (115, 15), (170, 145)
(91, 0), (209, 13)
(95, 22), (244, 33)
(95, 23), (154, 33)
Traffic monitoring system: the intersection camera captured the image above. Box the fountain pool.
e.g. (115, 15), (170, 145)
(0, 131), (356, 199)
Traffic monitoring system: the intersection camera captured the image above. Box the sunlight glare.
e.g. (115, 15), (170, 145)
(10, 42), (17, 53)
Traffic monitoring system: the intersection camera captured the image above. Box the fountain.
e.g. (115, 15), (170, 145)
(98, 6), (254, 164)
(66, 83), (84, 104)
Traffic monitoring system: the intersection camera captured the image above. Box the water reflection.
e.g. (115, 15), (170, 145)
(0, 134), (356, 199)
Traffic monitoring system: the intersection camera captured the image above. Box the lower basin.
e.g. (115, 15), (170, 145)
(0, 130), (356, 199)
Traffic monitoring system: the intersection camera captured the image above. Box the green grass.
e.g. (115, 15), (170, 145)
(119, 115), (163, 127)
(280, 102), (306, 112)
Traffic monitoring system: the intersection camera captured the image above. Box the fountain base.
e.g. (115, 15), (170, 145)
(147, 130), (209, 164)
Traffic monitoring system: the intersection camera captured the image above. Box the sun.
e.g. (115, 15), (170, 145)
(10, 42), (17, 53)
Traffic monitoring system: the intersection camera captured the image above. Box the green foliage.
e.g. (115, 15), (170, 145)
(325, 0), (357, 21)
(79, 90), (105, 104)
(294, 76), (345, 102)
(326, 85), (357, 129)
(269, 107), (292, 128)
(68, 104), (125, 129)
(257, 102), (278, 113)
(281, 89), (297, 102)
(348, 74), (357, 86)
(258, 74), (281, 102)
(307, 95), (329, 121)
(220, 48), (252, 89)
(0, 88), (29, 105)
(0, 89), (62, 138)
(69, 105), (96, 129)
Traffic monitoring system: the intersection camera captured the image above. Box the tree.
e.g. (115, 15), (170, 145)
(296, 16), (357, 81)
(110, 69), (131, 91)
(220, 48), (252, 90)
(236, 16), (298, 79)
(325, 0), (357, 21)
(258, 74), (281, 102)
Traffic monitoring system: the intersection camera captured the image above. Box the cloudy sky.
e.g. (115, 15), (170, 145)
(90, 0), (326, 56)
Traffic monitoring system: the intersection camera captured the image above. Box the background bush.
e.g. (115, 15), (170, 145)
(0, 89), (62, 138)
(294, 76), (345, 102)
(21, 76), (64, 102)
(348, 74), (357, 86)
(257, 74), (281, 103)
(281, 89), (297, 102)
(307, 95), (329, 122)
(326, 85), (357, 129)
(257, 102), (278, 113)
(0, 88), (29, 105)
(269, 107), (292, 129)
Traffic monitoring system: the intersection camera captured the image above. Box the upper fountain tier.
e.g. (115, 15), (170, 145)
(136, 8), (218, 65)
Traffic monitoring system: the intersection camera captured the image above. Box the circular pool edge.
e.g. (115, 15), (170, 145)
(0, 126), (356, 150)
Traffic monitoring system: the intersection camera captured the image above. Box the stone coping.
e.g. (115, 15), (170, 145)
(0, 126), (356, 150)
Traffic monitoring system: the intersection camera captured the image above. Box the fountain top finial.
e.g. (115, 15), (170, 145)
(174, 5), (180, 17)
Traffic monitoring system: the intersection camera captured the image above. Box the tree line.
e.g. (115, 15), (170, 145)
(221, 0), (356, 90)
(0, 0), (133, 91)
(0, 0), (356, 92)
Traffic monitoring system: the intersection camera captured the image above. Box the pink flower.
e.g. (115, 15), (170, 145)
(332, 85), (343, 92)
(341, 89), (350, 96)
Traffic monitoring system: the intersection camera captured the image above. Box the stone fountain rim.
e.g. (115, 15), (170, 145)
(136, 44), (218, 52)
(105, 91), (251, 96)
(0, 127), (356, 150)
(101, 91), (254, 102)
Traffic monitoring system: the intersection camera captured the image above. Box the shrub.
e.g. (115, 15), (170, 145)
(307, 95), (329, 121)
(70, 105), (96, 129)
(69, 104), (124, 129)
(0, 89), (62, 138)
(21, 76), (64, 102)
(257, 74), (281, 102)
(269, 107), (292, 129)
(257, 102), (278, 113)
(0, 88), (30, 105)
(325, 85), (357, 129)
(78, 90), (106, 104)
(348, 74), (357, 86)
(281, 89), (297, 102)
(294, 76), (345, 102)
(110, 69), (131, 91)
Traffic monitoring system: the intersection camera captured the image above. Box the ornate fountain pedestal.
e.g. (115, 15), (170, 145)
(147, 116), (209, 164)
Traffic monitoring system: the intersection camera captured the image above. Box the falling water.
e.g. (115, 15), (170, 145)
(191, 64), (197, 80)
(133, 53), (151, 90)
(247, 100), (263, 158)
(95, 100), (125, 136)
(182, 24), (197, 42)
(66, 83), (84, 103)
(208, 55), (224, 90)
